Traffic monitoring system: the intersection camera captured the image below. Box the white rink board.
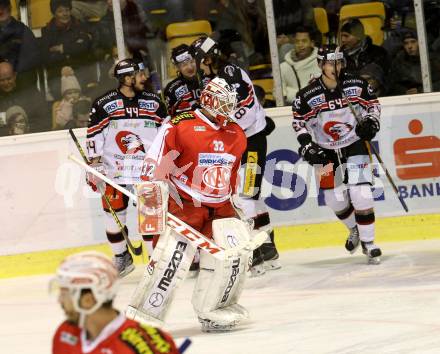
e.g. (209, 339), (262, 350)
(0, 93), (439, 255)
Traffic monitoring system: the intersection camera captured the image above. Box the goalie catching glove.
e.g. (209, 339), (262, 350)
(298, 133), (333, 165)
(355, 114), (380, 141)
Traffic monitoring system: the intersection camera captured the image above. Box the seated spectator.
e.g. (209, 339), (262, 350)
(277, 33), (294, 63)
(0, 61), (50, 132)
(54, 66), (87, 129)
(359, 63), (387, 97)
(389, 30), (440, 95)
(254, 84), (275, 108)
(0, 0), (40, 87)
(273, 0), (317, 37)
(340, 18), (390, 75)
(280, 27), (321, 105)
(0, 105), (30, 136)
(64, 98), (90, 128)
(41, 0), (93, 100)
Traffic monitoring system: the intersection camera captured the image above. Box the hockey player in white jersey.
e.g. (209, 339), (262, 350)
(86, 59), (168, 276)
(191, 36), (280, 276)
(292, 45), (382, 263)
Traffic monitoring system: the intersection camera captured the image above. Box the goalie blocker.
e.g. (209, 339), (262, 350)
(127, 218), (252, 332)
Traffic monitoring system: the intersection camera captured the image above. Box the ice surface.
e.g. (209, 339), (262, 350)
(2, 240), (440, 354)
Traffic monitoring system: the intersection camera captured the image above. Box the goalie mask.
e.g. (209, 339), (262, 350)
(53, 251), (119, 321)
(200, 77), (237, 128)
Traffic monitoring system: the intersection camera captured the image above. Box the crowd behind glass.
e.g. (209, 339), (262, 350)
(1, 0), (439, 137)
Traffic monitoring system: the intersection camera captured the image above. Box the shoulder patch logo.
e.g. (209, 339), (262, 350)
(224, 65), (235, 77)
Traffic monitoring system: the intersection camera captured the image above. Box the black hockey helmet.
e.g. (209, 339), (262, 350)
(190, 36), (221, 65)
(113, 58), (138, 83)
(171, 44), (194, 65)
(317, 44), (346, 66)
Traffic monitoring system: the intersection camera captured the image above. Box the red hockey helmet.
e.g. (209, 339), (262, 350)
(200, 77), (237, 128)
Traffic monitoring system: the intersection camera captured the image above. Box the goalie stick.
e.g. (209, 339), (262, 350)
(333, 51), (409, 213)
(68, 129), (143, 255)
(68, 153), (268, 260)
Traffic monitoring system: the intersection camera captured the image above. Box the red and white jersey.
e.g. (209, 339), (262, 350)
(87, 89), (168, 185)
(52, 321), (82, 354)
(53, 314), (179, 354)
(144, 109), (247, 208)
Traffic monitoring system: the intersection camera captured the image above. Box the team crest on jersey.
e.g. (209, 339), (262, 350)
(175, 85), (189, 99)
(307, 94), (325, 108)
(343, 86), (362, 97)
(171, 112), (195, 125)
(203, 165), (232, 190)
(323, 121), (353, 141)
(138, 99), (159, 111)
(115, 131), (145, 154)
(103, 99), (123, 114)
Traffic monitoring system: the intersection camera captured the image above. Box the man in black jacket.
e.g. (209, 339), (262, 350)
(340, 18), (390, 76)
(0, 0), (40, 86)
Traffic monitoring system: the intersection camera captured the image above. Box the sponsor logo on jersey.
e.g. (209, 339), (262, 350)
(60, 331), (78, 346)
(175, 85), (189, 99)
(144, 120), (156, 128)
(194, 125), (206, 131)
(157, 241), (187, 291)
(139, 99), (159, 111)
(110, 121), (118, 129)
(171, 112), (194, 125)
(303, 85), (321, 96)
(202, 165), (232, 190)
(115, 131), (145, 154)
(121, 327), (172, 353)
(323, 121), (353, 141)
(343, 86), (362, 97)
(96, 91), (117, 105)
(198, 153), (235, 166)
(123, 121), (141, 128)
(103, 99), (123, 114)
(307, 94), (325, 108)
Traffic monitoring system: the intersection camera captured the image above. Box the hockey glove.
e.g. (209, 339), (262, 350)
(355, 115), (380, 141)
(86, 161), (106, 192)
(298, 139), (332, 166)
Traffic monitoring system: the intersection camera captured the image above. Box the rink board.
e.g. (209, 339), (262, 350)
(0, 93), (439, 277)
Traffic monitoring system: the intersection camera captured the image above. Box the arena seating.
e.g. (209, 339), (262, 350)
(29, 0), (51, 29)
(339, 2), (386, 46)
(313, 7), (329, 45)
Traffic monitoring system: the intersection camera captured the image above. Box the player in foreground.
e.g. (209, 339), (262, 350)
(127, 77), (252, 332)
(191, 36), (280, 276)
(292, 45), (382, 264)
(164, 44), (213, 116)
(52, 251), (179, 354)
(86, 58), (168, 276)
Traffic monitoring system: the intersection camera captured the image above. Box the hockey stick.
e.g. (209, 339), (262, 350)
(68, 154), (268, 259)
(332, 56), (409, 213)
(68, 129), (143, 255)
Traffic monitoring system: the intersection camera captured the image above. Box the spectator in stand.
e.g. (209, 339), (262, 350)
(273, 0), (317, 37)
(340, 18), (390, 75)
(0, 105), (30, 136)
(389, 29), (440, 95)
(0, 61), (50, 132)
(0, 0), (40, 87)
(280, 27), (321, 105)
(54, 66), (88, 129)
(64, 98), (90, 128)
(359, 63), (387, 97)
(41, 0), (93, 101)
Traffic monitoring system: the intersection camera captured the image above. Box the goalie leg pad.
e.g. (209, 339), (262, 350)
(137, 181), (169, 235)
(192, 218), (251, 327)
(126, 227), (196, 323)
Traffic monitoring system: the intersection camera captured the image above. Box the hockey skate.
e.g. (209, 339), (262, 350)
(249, 247), (266, 277)
(361, 241), (382, 265)
(345, 226), (360, 254)
(261, 242), (281, 271)
(114, 250), (135, 277)
(198, 304), (249, 333)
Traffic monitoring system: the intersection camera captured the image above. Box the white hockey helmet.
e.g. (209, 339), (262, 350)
(54, 251), (119, 315)
(200, 77), (237, 128)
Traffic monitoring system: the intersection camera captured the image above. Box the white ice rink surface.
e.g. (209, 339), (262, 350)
(2, 240), (440, 354)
